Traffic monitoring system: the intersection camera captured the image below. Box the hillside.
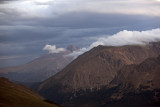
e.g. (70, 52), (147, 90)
(37, 42), (160, 104)
(0, 77), (59, 107)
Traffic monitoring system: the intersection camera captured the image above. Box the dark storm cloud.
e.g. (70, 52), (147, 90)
(1, 12), (160, 47)
(0, 0), (11, 3)
(20, 12), (159, 28)
(1, 12), (160, 41)
(0, 0), (22, 4)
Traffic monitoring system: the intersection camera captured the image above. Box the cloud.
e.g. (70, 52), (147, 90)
(0, 0), (160, 19)
(0, 0), (17, 4)
(43, 44), (66, 53)
(68, 28), (160, 58)
(33, 0), (55, 5)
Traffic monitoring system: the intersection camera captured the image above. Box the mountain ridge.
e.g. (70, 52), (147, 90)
(37, 42), (160, 104)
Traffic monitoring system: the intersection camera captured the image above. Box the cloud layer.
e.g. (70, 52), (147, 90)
(43, 44), (66, 53)
(0, 0), (160, 67)
(1, 0), (159, 17)
(69, 28), (160, 58)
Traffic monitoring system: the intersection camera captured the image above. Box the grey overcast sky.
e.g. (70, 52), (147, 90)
(0, 0), (160, 67)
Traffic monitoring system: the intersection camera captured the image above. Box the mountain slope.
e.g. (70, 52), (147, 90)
(0, 77), (59, 107)
(0, 45), (79, 82)
(111, 55), (160, 91)
(64, 55), (160, 107)
(37, 42), (160, 104)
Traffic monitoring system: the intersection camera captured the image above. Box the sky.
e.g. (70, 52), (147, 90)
(0, 0), (160, 67)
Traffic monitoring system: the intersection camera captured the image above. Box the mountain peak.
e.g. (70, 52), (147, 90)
(67, 45), (79, 52)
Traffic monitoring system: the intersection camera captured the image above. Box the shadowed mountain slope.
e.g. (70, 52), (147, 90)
(0, 77), (59, 107)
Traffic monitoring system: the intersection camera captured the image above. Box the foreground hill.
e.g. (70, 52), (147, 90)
(37, 42), (160, 104)
(0, 77), (59, 107)
(0, 45), (79, 82)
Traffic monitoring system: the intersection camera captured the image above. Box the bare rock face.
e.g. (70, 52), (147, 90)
(63, 52), (160, 107)
(37, 42), (160, 104)
(111, 55), (160, 91)
(64, 55), (160, 107)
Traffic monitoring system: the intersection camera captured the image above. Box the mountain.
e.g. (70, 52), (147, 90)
(0, 45), (79, 82)
(37, 42), (160, 104)
(111, 55), (160, 91)
(67, 45), (79, 52)
(0, 77), (59, 107)
(64, 55), (160, 107)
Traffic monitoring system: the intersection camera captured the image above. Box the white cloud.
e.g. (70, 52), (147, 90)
(43, 44), (66, 53)
(1, 0), (160, 18)
(68, 28), (160, 58)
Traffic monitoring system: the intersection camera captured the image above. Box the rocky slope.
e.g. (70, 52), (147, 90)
(64, 55), (160, 107)
(0, 45), (79, 82)
(111, 55), (160, 91)
(37, 42), (160, 104)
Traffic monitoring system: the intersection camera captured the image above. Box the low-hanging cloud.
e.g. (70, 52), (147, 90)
(68, 28), (160, 58)
(43, 44), (66, 53)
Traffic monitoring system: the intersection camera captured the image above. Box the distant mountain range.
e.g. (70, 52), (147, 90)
(0, 77), (59, 107)
(36, 42), (160, 106)
(0, 45), (79, 82)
